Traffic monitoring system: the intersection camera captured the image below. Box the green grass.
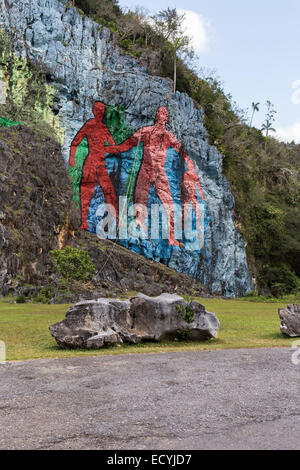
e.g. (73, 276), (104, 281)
(0, 297), (296, 361)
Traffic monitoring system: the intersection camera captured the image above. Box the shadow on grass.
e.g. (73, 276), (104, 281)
(264, 331), (293, 341)
(45, 337), (220, 354)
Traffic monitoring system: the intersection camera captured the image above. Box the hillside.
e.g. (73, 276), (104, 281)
(70, 0), (300, 297)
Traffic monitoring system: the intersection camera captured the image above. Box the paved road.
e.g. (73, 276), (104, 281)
(0, 348), (299, 450)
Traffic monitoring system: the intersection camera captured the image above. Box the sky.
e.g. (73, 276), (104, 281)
(119, 0), (300, 143)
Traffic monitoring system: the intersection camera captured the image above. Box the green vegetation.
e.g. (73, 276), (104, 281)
(0, 28), (64, 142)
(177, 300), (195, 340)
(50, 247), (95, 281)
(0, 116), (24, 127)
(68, 138), (89, 207)
(106, 104), (133, 145)
(16, 287), (56, 304)
(0, 297), (296, 361)
(35, 287), (56, 304)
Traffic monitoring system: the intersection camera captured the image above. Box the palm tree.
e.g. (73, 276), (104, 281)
(261, 120), (275, 138)
(261, 119), (276, 151)
(250, 102), (260, 127)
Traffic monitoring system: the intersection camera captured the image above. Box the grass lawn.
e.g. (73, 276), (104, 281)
(0, 297), (296, 361)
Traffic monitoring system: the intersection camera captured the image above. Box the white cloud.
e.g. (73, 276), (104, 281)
(291, 80), (300, 105)
(178, 9), (213, 54)
(275, 122), (300, 144)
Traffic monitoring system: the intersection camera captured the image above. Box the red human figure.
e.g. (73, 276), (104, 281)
(69, 102), (118, 230)
(107, 106), (188, 247)
(180, 159), (205, 244)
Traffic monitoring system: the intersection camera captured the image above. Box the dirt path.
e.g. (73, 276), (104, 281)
(0, 348), (299, 450)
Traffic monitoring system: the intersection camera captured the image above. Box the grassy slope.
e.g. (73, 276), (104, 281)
(0, 297), (297, 361)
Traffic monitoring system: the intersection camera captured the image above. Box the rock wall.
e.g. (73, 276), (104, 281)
(0, 125), (79, 294)
(0, 0), (253, 297)
(0, 27), (64, 142)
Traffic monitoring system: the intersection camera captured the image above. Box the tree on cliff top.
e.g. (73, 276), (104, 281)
(250, 102), (260, 127)
(153, 8), (193, 93)
(261, 100), (277, 138)
(117, 8), (147, 45)
(74, 0), (122, 21)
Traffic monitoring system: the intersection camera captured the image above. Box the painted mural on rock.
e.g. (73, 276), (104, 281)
(69, 102), (208, 260)
(0, 0), (253, 297)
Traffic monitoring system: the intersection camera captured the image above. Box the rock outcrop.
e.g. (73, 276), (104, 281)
(0, 0), (253, 297)
(0, 125), (79, 294)
(278, 304), (300, 337)
(0, 125), (211, 300)
(49, 293), (220, 349)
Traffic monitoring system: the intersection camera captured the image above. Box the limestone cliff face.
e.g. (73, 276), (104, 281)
(0, 0), (253, 297)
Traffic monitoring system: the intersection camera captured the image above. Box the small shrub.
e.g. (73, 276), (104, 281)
(50, 247), (95, 282)
(119, 39), (131, 50)
(182, 304), (195, 324)
(177, 328), (191, 341)
(176, 300), (195, 341)
(39, 286), (55, 300)
(34, 287), (55, 304)
(16, 295), (26, 304)
(177, 300), (195, 324)
(258, 264), (300, 297)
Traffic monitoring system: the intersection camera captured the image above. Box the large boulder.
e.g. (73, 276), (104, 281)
(49, 293), (220, 349)
(278, 304), (300, 337)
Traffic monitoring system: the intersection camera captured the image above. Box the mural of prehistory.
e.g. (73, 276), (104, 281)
(69, 101), (119, 230)
(70, 102), (206, 252)
(0, 0), (253, 297)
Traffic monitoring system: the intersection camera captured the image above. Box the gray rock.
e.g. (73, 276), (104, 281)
(278, 304), (300, 337)
(49, 293), (220, 349)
